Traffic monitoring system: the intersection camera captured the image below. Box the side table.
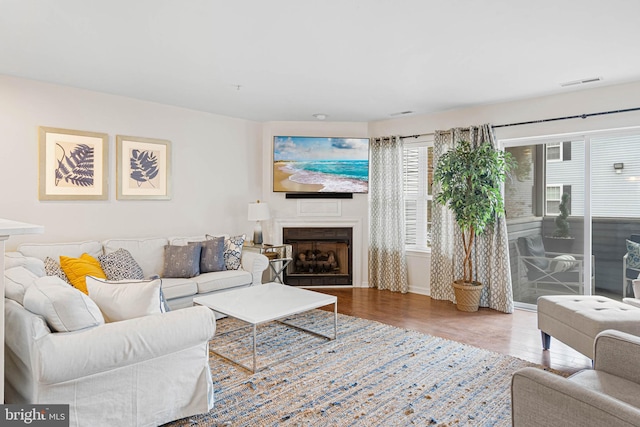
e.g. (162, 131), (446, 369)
(244, 243), (292, 284)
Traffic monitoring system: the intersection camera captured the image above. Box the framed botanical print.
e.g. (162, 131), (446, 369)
(116, 135), (171, 200)
(38, 126), (109, 200)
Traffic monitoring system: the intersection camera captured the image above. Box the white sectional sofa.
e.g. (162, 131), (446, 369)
(3, 234), (269, 427)
(11, 234), (269, 309)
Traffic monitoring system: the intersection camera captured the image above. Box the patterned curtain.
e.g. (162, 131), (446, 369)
(430, 125), (514, 313)
(369, 136), (409, 293)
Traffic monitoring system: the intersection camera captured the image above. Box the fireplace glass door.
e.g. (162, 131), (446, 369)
(283, 227), (352, 286)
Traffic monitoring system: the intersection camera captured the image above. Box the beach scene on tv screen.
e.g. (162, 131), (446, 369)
(273, 136), (369, 193)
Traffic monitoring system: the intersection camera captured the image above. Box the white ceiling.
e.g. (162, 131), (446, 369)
(2, 0), (640, 122)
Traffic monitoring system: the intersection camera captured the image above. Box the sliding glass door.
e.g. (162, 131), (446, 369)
(503, 128), (640, 308)
(590, 133), (640, 300)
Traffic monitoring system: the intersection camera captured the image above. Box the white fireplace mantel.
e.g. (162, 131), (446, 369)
(273, 217), (364, 288)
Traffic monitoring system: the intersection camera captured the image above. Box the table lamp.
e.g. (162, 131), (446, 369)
(247, 200), (270, 245)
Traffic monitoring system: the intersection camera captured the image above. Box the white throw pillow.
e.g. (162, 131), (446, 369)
(5, 266), (40, 305)
(550, 254), (577, 272)
(23, 276), (105, 332)
(86, 276), (164, 322)
(5, 252), (45, 277)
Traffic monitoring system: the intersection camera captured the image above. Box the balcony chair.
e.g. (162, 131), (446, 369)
(511, 329), (640, 426)
(515, 235), (594, 300)
(622, 234), (640, 298)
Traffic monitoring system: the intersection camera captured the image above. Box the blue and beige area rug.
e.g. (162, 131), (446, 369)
(165, 310), (552, 426)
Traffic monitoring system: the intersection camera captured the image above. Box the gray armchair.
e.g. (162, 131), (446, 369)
(622, 234), (640, 298)
(511, 329), (640, 426)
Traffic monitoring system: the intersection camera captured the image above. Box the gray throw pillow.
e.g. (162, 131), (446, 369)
(98, 248), (145, 281)
(162, 243), (202, 278)
(197, 236), (225, 273)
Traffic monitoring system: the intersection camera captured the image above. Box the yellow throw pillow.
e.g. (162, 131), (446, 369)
(60, 253), (107, 294)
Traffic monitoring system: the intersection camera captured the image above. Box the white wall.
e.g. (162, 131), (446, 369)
(0, 75), (262, 250)
(370, 80), (640, 295)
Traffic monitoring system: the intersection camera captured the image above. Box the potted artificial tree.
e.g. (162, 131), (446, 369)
(434, 140), (513, 312)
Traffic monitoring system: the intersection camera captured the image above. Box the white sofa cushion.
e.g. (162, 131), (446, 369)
(193, 270), (252, 293)
(5, 266), (39, 305)
(103, 237), (168, 278)
(86, 276), (164, 322)
(18, 240), (103, 260)
(160, 277), (198, 300)
(169, 235), (209, 246)
(5, 252), (45, 277)
(23, 276), (104, 332)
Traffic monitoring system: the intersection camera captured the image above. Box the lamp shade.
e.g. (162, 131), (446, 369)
(248, 202), (270, 221)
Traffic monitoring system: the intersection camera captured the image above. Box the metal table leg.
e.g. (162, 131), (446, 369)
(252, 324), (257, 373)
(269, 258), (292, 284)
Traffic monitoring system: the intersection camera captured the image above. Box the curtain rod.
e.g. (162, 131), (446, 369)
(492, 106), (640, 128)
(399, 132), (436, 139)
(399, 128), (464, 139)
(397, 107), (640, 139)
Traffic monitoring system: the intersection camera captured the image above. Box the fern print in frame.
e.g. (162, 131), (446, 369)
(130, 149), (159, 188)
(54, 143), (94, 187)
(116, 135), (171, 200)
(38, 127), (108, 200)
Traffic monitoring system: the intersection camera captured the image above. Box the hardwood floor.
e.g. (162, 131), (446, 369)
(315, 287), (592, 375)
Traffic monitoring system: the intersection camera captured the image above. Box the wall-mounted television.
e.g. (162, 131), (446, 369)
(273, 136), (370, 194)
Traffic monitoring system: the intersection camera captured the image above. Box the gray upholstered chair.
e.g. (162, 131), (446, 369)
(622, 234), (640, 298)
(511, 329), (640, 427)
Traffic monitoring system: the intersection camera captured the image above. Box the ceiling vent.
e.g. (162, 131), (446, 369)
(390, 110), (414, 117)
(560, 77), (603, 87)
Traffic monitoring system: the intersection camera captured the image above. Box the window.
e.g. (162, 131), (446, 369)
(546, 141), (572, 162)
(546, 185), (562, 214)
(545, 184), (573, 215)
(546, 143), (562, 161)
(403, 138), (433, 250)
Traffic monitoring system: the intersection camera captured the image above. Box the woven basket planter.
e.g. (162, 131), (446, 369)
(452, 281), (484, 312)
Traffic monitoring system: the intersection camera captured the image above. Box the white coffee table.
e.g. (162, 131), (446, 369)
(194, 282), (337, 372)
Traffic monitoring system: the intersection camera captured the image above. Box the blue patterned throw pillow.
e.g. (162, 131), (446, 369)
(224, 235), (245, 270)
(627, 239), (640, 269)
(44, 256), (71, 284)
(98, 248), (145, 281)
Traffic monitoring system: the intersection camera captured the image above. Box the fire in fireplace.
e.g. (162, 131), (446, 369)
(283, 227), (352, 286)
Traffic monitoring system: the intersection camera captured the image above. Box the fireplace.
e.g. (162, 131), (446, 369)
(283, 227), (352, 286)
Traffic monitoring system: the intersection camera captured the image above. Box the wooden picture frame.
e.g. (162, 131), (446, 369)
(38, 126), (108, 201)
(116, 135), (171, 200)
